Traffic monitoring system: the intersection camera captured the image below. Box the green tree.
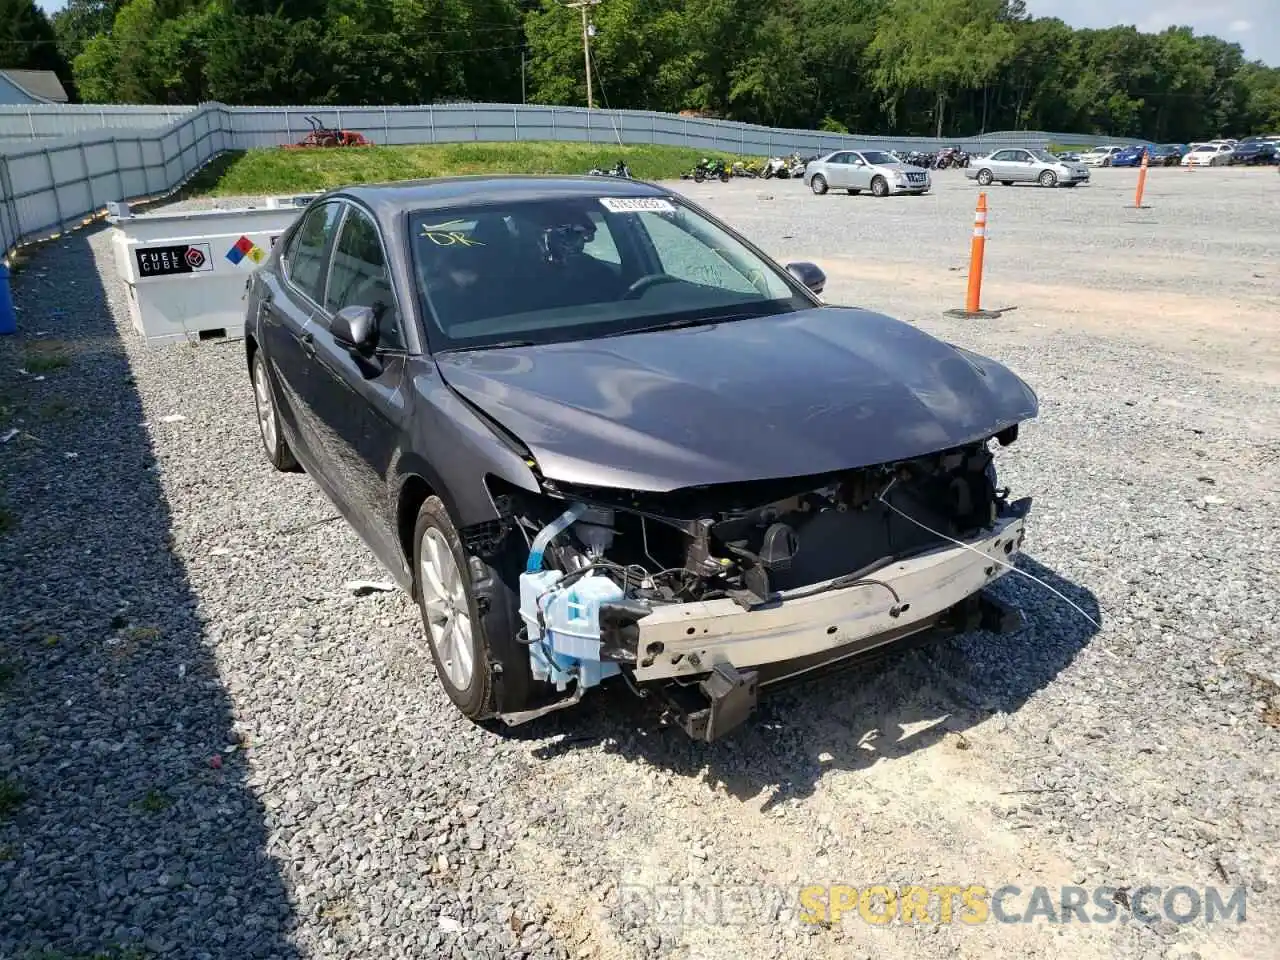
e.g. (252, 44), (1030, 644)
(50, 0), (120, 65)
(0, 0), (75, 94)
(868, 0), (1016, 137)
(204, 12), (330, 104)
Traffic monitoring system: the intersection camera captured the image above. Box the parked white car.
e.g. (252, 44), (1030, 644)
(1181, 143), (1234, 167)
(1079, 146), (1125, 167)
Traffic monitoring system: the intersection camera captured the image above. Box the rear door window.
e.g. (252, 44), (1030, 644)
(283, 202), (343, 303)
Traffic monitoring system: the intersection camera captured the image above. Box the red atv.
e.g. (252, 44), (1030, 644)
(285, 115), (372, 149)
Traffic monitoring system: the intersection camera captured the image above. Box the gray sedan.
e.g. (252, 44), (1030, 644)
(803, 150), (932, 197)
(965, 148), (1090, 188)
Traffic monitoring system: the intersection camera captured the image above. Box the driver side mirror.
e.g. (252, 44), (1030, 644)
(786, 261), (826, 296)
(332, 304), (379, 357)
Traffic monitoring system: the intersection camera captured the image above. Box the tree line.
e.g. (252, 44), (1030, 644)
(3, 0), (1279, 141)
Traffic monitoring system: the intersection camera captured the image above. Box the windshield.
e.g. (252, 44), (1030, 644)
(1029, 149), (1060, 162)
(860, 151), (896, 165)
(409, 195), (809, 351)
(1193, 146), (1214, 153)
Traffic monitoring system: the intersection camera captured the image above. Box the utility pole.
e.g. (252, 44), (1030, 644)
(566, 0), (600, 109)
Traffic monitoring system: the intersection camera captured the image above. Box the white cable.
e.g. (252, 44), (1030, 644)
(877, 478), (1102, 630)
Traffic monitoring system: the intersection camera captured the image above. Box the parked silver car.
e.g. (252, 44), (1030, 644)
(803, 150), (932, 197)
(965, 148), (1091, 188)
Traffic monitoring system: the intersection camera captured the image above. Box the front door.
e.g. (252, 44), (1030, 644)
(261, 200), (345, 468)
(301, 203), (412, 576)
(847, 152), (873, 190)
(1009, 149), (1037, 181)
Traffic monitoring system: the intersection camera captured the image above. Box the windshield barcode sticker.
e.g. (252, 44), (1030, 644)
(599, 197), (675, 214)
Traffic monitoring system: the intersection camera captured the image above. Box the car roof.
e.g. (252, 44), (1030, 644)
(328, 175), (671, 218)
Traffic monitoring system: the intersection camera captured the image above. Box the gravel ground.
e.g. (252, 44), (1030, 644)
(1, 165), (1277, 960)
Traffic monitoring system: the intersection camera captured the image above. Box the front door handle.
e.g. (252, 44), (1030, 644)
(300, 331), (316, 358)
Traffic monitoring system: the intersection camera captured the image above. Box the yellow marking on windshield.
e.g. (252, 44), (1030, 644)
(420, 224), (485, 247)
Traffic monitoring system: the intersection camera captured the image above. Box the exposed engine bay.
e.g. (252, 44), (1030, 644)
(473, 427), (1030, 740)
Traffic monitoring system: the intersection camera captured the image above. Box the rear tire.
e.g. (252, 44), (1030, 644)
(414, 496), (537, 721)
(810, 174), (828, 195)
(251, 350), (298, 472)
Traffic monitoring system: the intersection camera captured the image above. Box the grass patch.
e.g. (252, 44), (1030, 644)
(0, 777), (26, 818)
(22, 340), (71, 374)
(133, 788), (173, 814)
(0, 385), (24, 417)
(194, 142), (748, 196)
(39, 398), (78, 419)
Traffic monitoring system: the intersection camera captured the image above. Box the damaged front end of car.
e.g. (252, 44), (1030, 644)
(474, 425), (1031, 741)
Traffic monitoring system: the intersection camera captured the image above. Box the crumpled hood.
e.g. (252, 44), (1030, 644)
(434, 306), (1039, 492)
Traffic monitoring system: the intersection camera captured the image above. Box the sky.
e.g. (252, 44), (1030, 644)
(1022, 0), (1276, 64)
(34, 0), (1279, 66)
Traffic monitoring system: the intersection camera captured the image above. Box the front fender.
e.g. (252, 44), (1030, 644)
(400, 365), (542, 528)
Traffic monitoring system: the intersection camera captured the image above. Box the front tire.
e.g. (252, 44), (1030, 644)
(810, 174), (828, 195)
(414, 496), (536, 720)
(1039, 170), (1058, 187)
(871, 176), (889, 197)
(251, 350), (298, 472)
(976, 168), (993, 186)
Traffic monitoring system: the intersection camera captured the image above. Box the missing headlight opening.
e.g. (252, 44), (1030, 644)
(486, 434), (1033, 740)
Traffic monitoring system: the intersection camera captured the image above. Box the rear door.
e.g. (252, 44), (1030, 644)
(260, 200), (345, 467)
(986, 150), (1015, 179)
(299, 202), (412, 572)
(823, 153), (851, 188)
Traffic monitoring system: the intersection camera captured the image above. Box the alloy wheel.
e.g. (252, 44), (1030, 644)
(419, 527), (475, 691)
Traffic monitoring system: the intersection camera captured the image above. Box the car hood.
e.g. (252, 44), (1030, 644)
(434, 306), (1039, 492)
(873, 162), (918, 174)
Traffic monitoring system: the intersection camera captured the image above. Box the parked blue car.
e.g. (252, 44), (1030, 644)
(1111, 145), (1153, 167)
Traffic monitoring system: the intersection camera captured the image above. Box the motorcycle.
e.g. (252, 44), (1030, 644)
(731, 160), (760, 178)
(587, 159), (633, 178)
(761, 156), (790, 179)
(787, 152), (812, 179)
(932, 146), (971, 170)
(685, 157), (731, 182)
